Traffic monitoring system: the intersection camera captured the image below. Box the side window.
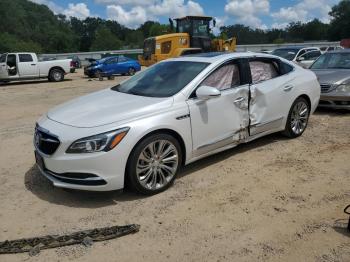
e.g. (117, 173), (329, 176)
(0, 54), (6, 63)
(161, 41), (172, 54)
(328, 47), (335, 51)
(106, 58), (117, 64)
(297, 50), (306, 57)
(201, 63), (240, 91)
(19, 54), (33, 62)
(7, 54), (16, 67)
(249, 60), (279, 84)
(118, 56), (127, 63)
(280, 61), (294, 74)
(302, 51), (321, 60)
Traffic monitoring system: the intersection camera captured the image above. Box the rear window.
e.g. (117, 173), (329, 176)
(19, 54), (33, 62)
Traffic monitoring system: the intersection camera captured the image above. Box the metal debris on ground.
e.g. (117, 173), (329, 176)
(0, 224), (140, 255)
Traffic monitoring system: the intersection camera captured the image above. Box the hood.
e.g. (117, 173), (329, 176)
(312, 69), (350, 85)
(47, 89), (173, 128)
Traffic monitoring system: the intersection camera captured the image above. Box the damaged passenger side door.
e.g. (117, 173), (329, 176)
(187, 59), (250, 157)
(248, 57), (296, 136)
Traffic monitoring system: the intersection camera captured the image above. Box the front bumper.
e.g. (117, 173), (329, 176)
(319, 93), (350, 110)
(34, 117), (132, 191)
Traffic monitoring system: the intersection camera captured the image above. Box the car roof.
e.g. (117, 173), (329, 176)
(168, 52), (276, 64)
(327, 49), (350, 54)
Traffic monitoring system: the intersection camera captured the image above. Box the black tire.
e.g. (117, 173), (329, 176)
(128, 67), (136, 76)
(282, 97), (310, 138)
(70, 68), (76, 73)
(95, 70), (102, 78)
(126, 133), (182, 195)
(49, 69), (64, 82)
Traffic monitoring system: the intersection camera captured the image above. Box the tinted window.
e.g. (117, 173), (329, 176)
(302, 51), (321, 60)
(105, 57), (117, 64)
(280, 61), (294, 74)
(0, 54), (6, 63)
(19, 54), (33, 62)
(118, 56), (127, 62)
(200, 63), (240, 91)
(272, 49), (299, 60)
(112, 61), (208, 97)
(328, 47), (335, 51)
(298, 50), (306, 57)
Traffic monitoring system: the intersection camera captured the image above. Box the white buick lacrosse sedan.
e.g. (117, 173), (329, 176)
(34, 52), (320, 194)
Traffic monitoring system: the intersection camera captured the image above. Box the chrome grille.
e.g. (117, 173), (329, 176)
(320, 84), (332, 93)
(34, 125), (60, 155)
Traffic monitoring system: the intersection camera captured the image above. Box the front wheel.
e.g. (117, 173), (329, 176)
(283, 97), (310, 138)
(128, 67), (136, 76)
(126, 134), (182, 195)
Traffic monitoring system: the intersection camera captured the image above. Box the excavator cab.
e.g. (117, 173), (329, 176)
(175, 16), (212, 52)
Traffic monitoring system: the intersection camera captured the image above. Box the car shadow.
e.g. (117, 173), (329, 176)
(314, 107), (350, 116)
(0, 79), (72, 87)
(24, 133), (286, 208)
(332, 219), (350, 237)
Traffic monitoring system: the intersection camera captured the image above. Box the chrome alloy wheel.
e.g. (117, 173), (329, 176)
(136, 140), (179, 190)
(290, 101), (309, 135)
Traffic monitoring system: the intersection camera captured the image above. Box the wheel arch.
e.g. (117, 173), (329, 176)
(297, 94), (311, 110)
(49, 66), (65, 74)
(129, 128), (187, 167)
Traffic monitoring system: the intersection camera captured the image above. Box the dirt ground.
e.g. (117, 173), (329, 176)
(0, 70), (349, 262)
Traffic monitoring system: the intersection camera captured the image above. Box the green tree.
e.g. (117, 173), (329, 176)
(90, 26), (122, 51)
(328, 0), (350, 40)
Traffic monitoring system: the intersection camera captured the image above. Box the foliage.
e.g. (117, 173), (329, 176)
(328, 0), (350, 40)
(0, 0), (349, 54)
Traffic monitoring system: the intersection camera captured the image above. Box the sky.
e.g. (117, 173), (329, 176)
(30, 0), (341, 30)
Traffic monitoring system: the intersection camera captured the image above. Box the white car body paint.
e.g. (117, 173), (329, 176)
(35, 52), (320, 191)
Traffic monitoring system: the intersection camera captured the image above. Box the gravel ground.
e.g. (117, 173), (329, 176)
(0, 70), (349, 262)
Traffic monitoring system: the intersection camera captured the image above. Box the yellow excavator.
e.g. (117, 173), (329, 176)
(138, 16), (236, 66)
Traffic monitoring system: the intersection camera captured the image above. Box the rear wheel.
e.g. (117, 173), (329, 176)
(283, 97), (310, 138)
(126, 134), (182, 195)
(49, 69), (64, 82)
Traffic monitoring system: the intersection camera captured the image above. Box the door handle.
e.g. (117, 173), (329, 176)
(283, 85), (294, 91)
(234, 97), (245, 103)
(31, 64), (36, 66)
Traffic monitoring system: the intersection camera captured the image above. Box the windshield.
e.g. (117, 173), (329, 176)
(311, 52), (350, 69)
(272, 49), (299, 60)
(112, 61), (209, 97)
(192, 19), (210, 37)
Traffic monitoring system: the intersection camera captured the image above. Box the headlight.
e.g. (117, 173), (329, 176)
(336, 83), (350, 93)
(66, 127), (129, 153)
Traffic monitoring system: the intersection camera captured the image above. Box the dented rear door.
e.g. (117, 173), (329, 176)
(248, 57), (296, 136)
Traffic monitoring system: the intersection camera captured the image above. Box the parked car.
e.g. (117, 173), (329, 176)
(295, 50), (322, 68)
(84, 55), (141, 78)
(320, 46), (343, 54)
(0, 53), (72, 83)
(34, 52), (320, 194)
(272, 47), (321, 65)
(67, 55), (81, 73)
(310, 49), (350, 110)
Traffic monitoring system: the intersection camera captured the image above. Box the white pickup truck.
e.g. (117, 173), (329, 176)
(0, 53), (72, 83)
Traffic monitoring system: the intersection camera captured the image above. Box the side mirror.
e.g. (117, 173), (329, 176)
(196, 85), (221, 100)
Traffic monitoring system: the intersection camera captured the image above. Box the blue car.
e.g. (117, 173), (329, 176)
(84, 55), (141, 78)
